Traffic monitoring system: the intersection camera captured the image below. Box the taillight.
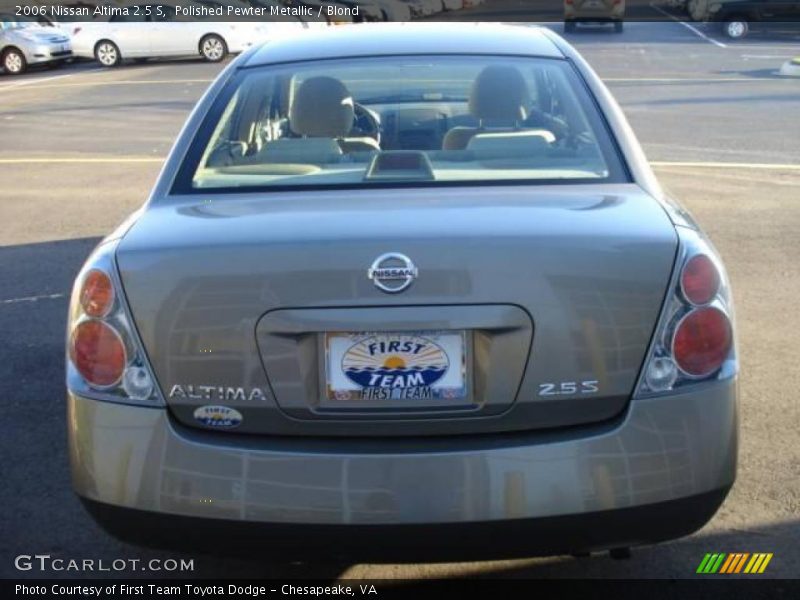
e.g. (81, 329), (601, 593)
(636, 229), (736, 396)
(67, 243), (162, 406)
(69, 320), (126, 387)
(79, 269), (115, 317)
(672, 307), (732, 377)
(680, 254), (719, 306)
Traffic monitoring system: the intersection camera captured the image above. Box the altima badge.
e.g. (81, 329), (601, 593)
(169, 384), (267, 402)
(368, 253), (418, 293)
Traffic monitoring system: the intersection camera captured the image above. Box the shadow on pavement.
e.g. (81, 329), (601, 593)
(716, 68), (789, 79)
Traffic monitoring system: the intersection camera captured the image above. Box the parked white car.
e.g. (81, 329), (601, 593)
(442, 0), (464, 10)
(371, 0), (413, 20)
(70, 2), (268, 66)
(400, 0), (440, 17)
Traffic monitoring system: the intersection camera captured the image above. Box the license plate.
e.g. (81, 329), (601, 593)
(325, 331), (467, 402)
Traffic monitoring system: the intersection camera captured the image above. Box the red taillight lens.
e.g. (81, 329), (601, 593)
(672, 307), (732, 377)
(79, 269), (115, 317)
(70, 320), (127, 387)
(681, 254), (720, 306)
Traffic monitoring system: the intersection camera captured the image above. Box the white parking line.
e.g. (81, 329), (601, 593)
(650, 3), (728, 48)
(735, 45), (800, 52)
(0, 78), (212, 91)
(651, 161), (800, 170)
(741, 54), (795, 60)
(0, 293), (66, 305)
(0, 72), (77, 91)
(0, 68), (105, 92)
(604, 77), (778, 82)
(0, 157), (163, 164)
(1, 157), (798, 170)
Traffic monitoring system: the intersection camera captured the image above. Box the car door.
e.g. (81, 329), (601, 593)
(106, 9), (151, 57)
(148, 5), (196, 57)
(757, 0), (799, 20)
(751, 0), (800, 37)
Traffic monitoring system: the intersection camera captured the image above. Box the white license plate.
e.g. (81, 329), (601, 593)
(325, 331), (467, 402)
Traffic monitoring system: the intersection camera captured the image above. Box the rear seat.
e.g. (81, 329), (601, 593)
(466, 130), (555, 160)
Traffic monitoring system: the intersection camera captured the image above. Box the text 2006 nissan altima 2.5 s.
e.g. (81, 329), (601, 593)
(67, 24), (738, 560)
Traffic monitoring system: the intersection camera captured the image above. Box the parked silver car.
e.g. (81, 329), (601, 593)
(0, 16), (71, 75)
(67, 23), (737, 559)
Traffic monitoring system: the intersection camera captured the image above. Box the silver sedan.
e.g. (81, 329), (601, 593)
(0, 17), (71, 75)
(66, 23), (738, 560)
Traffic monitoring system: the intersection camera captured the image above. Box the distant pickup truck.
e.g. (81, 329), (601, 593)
(688, 0), (800, 39)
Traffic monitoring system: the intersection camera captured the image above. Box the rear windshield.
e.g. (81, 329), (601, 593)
(175, 55), (628, 193)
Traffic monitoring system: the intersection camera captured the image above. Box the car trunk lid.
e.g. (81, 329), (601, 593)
(116, 184), (676, 436)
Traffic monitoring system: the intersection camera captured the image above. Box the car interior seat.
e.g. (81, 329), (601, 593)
(263, 76), (379, 163)
(442, 65), (554, 152)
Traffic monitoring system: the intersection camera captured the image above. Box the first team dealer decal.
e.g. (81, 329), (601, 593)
(193, 405), (243, 428)
(326, 332), (467, 401)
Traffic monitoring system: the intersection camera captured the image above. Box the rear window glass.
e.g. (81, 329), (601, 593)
(176, 55), (628, 193)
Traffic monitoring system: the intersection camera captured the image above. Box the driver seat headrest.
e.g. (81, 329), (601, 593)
(469, 65), (529, 122)
(290, 76), (354, 138)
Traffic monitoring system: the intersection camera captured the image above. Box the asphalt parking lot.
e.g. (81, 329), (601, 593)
(1, 18), (799, 580)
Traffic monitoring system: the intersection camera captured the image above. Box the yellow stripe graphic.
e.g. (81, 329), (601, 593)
(758, 554), (773, 574)
(743, 554), (754, 573)
(745, 553), (765, 573)
(744, 554), (758, 573)
(753, 554), (768, 573)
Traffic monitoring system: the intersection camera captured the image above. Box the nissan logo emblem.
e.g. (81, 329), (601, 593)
(367, 253), (418, 293)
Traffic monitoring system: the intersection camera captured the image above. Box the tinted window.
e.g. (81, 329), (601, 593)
(177, 55), (628, 193)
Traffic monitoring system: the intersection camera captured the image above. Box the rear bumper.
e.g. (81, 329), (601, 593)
(69, 39), (95, 59)
(68, 378), (737, 554)
(564, 8), (625, 20)
(81, 488), (730, 560)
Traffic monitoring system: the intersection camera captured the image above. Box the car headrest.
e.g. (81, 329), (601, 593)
(466, 130), (555, 159)
(290, 76), (354, 138)
(469, 65), (529, 122)
(260, 138), (343, 165)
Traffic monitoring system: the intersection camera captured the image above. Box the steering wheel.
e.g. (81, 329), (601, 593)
(525, 107), (569, 141)
(351, 102), (381, 146)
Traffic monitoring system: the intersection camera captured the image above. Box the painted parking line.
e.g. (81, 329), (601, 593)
(0, 157), (163, 164)
(604, 77), (784, 82)
(649, 3), (728, 48)
(0, 68), (105, 92)
(1, 157), (798, 169)
(0, 78), (212, 92)
(0, 293), (66, 305)
(730, 42), (800, 55)
(0, 72), (81, 91)
(4, 76), (783, 91)
(741, 54), (798, 60)
(651, 161), (800, 170)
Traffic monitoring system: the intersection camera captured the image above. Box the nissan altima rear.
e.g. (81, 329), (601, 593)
(66, 24), (737, 560)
